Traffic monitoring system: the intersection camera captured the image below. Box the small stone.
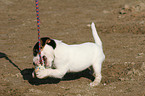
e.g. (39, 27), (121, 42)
(87, 24), (91, 27)
(131, 62), (135, 65)
(103, 10), (110, 14)
(127, 71), (132, 75)
(103, 83), (106, 86)
(124, 4), (130, 9)
(138, 53), (144, 56)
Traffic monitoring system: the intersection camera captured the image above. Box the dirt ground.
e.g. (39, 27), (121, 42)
(0, 0), (145, 96)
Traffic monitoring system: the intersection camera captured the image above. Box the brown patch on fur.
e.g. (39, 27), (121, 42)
(40, 39), (50, 49)
(39, 39), (51, 52)
(33, 37), (52, 56)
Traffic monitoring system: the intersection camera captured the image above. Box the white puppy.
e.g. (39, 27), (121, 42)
(33, 22), (105, 86)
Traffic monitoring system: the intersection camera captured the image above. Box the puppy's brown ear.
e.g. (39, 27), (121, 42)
(41, 37), (56, 49)
(40, 40), (43, 46)
(46, 39), (51, 44)
(40, 37), (51, 49)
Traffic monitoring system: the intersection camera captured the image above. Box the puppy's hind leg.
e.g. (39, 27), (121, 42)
(90, 59), (104, 87)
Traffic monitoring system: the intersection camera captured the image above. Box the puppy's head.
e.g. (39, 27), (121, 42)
(33, 37), (56, 66)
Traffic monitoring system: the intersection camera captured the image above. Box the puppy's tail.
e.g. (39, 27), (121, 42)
(91, 22), (102, 47)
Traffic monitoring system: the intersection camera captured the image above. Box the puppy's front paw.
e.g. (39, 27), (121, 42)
(36, 69), (48, 79)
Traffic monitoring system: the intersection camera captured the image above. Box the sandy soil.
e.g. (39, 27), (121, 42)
(0, 0), (145, 96)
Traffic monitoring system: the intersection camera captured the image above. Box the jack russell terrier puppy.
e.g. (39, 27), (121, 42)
(32, 22), (105, 86)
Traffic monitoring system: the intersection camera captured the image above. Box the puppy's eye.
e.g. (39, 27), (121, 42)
(33, 52), (37, 56)
(33, 53), (37, 56)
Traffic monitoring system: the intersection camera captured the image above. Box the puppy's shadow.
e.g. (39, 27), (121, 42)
(63, 69), (95, 81)
(21, 68), (95, 85)
(0, 52), (94, 85)
(21, 68), (61, 85)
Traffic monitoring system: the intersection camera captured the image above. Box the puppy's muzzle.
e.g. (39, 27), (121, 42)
(32, 56), (47, 78)
(33, 56), (47, 66)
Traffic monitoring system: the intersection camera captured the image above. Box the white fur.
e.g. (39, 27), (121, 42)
(33, 22), (105, 86)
